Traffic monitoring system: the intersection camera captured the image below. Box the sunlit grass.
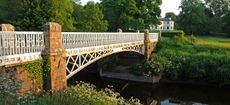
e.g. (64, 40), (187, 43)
(195, 37), (230, 48)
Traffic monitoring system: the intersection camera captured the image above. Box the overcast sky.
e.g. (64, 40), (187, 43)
(81, 0), (182, 17)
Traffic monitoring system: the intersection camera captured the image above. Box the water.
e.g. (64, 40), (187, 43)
(68, 71), (230, 105)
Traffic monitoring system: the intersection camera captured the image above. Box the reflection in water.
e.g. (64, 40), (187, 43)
(68, 71), (230, 105)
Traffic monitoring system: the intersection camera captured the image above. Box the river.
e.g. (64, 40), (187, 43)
(68, 70), (230, 105)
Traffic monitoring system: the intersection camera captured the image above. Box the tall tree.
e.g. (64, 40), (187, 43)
(223, 11), (230, 36)
(73, 1), (108, 32)
(136, 0), (162, 29)
(204, 0), (229, 17)
(204, 0), (230, 34)
(101, 0), (141, 31)
(101, 0), (161, 31)
(0, 0), (74, 31)
(178, 0), (208, 35)
(165, 12), (176, 21)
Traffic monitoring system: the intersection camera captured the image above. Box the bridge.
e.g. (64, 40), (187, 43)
(0, 23), (159, 92)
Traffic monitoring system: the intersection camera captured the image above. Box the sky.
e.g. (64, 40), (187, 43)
(81, 0), (182, 17)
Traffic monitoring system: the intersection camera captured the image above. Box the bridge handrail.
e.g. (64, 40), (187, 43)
(62, 32), (158, 49)
(0, 31), (45, 56)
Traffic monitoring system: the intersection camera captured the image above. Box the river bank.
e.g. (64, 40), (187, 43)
(70, 70), (230, 105)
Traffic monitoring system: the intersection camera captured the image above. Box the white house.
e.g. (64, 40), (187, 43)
(152, 18), (175, 30)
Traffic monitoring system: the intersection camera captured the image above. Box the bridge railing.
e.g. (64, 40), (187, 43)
(0, 31), (159, 55)
(149, 33), (159, 41)
(0, 31), (45, 56)
(62, 32), (158, 49)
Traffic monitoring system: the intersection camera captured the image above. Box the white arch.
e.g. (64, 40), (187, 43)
(66, 42), (144, 79)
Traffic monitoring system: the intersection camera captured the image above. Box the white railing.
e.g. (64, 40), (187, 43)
(62, 32), (159, 49)
(0, 31), (44, 56)
(0, 31), (158, 66)
(149, 33), (159, 41)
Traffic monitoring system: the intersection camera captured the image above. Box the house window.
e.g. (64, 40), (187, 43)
(167, 26), (169, 29)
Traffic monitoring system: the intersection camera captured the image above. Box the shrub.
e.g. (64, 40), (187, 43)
(150, 30), (185, 39)
(155, 36), (230, 85)
(1, 82), (142, 105)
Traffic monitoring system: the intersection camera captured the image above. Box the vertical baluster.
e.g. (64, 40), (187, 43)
(7, 33), (9, 55)
(0, 32), (2, 56)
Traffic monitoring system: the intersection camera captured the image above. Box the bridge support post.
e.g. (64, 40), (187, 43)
(144, 29), (153, 60)
(0, 24), (15, 31)
(43, 22), (67, 92)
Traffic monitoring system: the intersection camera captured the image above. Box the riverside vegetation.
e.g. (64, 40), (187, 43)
(132, 32), (230, 85)
(0, 82), (141, 105)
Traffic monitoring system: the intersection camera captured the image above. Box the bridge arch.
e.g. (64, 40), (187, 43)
(66, 43), (145, 79)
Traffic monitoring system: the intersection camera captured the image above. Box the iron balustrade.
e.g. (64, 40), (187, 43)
(62, 32), (158, 49)
(0, 32), (159, 56)
(149, 33), (159, 40)
(0, 31), (158, 66)
(0, 31), (44, 56)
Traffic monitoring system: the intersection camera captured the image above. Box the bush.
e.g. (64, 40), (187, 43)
(150, 30), (185, 38)
(0, 82), (142, 105)
(151, 35), (230, 85)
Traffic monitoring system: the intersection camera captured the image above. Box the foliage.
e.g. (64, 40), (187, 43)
(23, 59), (50, 90)
(204, 0), (230, 17)
(131, 56), (170, 77)
(23, 60), (44, 89)
(157, 36), (230, 85)
(0, 0), (74, 31)
(101, 0), (141, 31)
(0, 82), (142, 105)
(177, 0), (208, 35)
(150, 30), (185, 38)
(165, 12), (177, 21)
(132, 35), (230, 85)
(101, 0), (161, 31)
(73, 1), (108, 32)
(136, 0), (162, 29)
(223, 11), (230, 36)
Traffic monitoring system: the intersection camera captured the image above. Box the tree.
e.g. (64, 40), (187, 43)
(204, 0), (230, 34)
(101, 0), (141, 31)
(177, 0), (208, 35)
(0, 0), (21, 25)
(136, 0), (162, 29)
(204, 0), (230, 17)
(223, 11), (230, 36)
(0, 0), (74, 31)
(101, 0), (162, 31)
(73, 1), (108, 32)
(165, 12), (177, 21)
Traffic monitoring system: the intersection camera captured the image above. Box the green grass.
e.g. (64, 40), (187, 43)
(132, 35), (230, 85)
(197, 36), (230, 43)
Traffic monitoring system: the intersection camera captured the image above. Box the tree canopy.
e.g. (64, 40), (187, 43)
(177, 0), (208, 34)
(0, 0), (74, 31)
(101, 0), (161, 31)
(72, 1), (108, 32)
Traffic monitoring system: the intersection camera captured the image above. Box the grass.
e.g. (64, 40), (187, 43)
(195, 36), (230, 48)
(132, 35), (230, 85)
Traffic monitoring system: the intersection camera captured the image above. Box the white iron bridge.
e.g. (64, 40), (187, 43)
(0, 31), (159, 79)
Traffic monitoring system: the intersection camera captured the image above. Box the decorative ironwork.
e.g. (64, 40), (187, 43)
(0, 31), (159, 79)
(62, 32), (145, 49)
(0, 31), (44, 66)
